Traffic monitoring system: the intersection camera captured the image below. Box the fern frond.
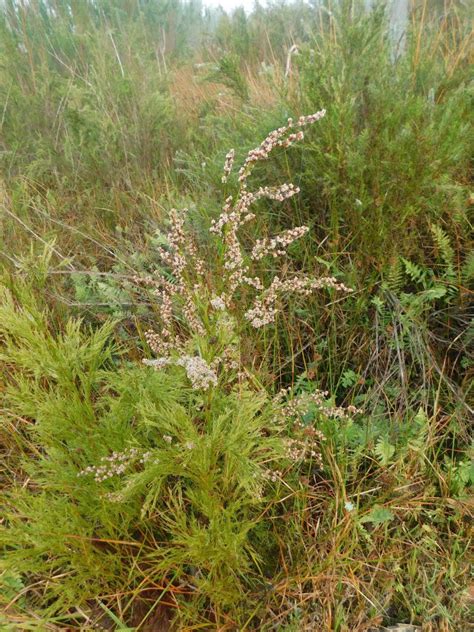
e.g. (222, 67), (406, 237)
(462, 249), (474, 283)
(431, 223), (456, 279)
(386, 257), (404, 293)
(401, 257), (427, 286)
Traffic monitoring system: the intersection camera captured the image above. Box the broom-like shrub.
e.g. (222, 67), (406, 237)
(1, 116), (357, 628)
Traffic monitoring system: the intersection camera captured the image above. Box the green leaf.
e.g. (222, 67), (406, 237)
(374, 436), (395, 465)
(360, 505), (395, 525)
(422, 285), (447, 301)
(341, 369), (358, 388)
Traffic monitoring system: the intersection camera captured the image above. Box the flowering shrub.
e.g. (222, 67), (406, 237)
(0, 115), (357, 628)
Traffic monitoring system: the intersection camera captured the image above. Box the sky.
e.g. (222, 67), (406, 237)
(203, 0), (269, 13)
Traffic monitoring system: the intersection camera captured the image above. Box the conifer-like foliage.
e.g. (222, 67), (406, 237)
(0, 123), (359, 628)
(0, 277), (282, 623)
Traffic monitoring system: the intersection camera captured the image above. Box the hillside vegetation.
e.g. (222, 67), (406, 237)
(0, 1), (472, 630)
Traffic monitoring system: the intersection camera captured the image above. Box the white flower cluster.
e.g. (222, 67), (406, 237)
(238, 127), (292, 181)
(285, 437), (323, 466)
(145, 329), (180, 357)
(136, 110), (355, 391)
(244, 275), (353, 328)
(138, 207), (207, 355)
(297, 111), (327, 126)
(209, 196), (234, 236)
(211, 189), (303, 303)
(243, 299), (278, 329)
(209, 185), (300, 238)
(282, 275), (353, 296)
(278, 389), (327, 417)
(256, 182), (300, 202)
(143, 354), (218, 390)
(237, 109), (326, 184)
(207, 108), (352, 316)
(176, 355), (218, 390)
(322, 403), (361, 419)
(78, 447), (157, 482)
(221, 148), (235, 183)
(182, 299), (205, 337)
(210, 296), (226, 311)
(143, 357), (171, 369)
(261, 468), (283, 483)
(278, 390), (361, 423)
(251, 225), (309, 260)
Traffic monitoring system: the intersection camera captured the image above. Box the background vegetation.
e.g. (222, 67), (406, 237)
(0, 0), (472, 630)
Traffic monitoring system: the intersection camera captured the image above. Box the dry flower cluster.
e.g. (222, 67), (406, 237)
(251, 225), (309, 260)
(78, 447), (157, 482)
(278, 389), (361, 422)
(244, 275), (352, 328)
(136, 110), (353, 395)
(269, 388), (361, 470)
(176, 355), (218, 390)
(221, 148), (235, 183)
(285, 437), (323, 467)
(143, 354), (217, 390)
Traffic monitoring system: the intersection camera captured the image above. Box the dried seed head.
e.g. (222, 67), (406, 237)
(221, 148), (235, 183)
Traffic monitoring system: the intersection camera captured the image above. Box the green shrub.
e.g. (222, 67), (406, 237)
(0, 120), (358, 627)
(0, 286), (283, 622)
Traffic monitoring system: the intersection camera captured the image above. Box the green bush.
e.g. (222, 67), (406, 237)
(1, 121), (358, 627)
(0, 282), (284, 622)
